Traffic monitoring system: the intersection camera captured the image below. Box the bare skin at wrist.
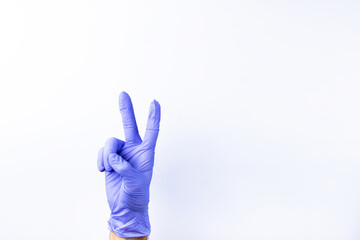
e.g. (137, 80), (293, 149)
(110, 231), (148, 240)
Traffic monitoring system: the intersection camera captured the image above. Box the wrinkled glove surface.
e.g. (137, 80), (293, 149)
(97, 92), (161, 238)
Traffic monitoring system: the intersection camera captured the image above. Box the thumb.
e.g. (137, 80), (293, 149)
(108, 153), (132, 177)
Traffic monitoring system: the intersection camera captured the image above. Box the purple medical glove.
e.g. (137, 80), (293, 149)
(97, 92), (161, 238)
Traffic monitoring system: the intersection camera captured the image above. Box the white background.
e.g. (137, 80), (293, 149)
(1, 1), (360, 239)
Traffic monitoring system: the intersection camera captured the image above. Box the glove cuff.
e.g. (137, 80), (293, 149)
(108, 208), (150, 238)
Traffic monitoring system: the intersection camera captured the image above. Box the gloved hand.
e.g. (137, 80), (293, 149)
(97, 91), (161, 238)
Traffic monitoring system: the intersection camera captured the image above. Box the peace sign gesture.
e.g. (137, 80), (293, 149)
(97, 92), (161, 238)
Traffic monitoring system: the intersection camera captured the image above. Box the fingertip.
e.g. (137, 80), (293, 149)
(108, 154), (131, 176)
(153, 99), (160, 106)
(108, 153), (119, 165)
(119, 91), (131, 105)
(151, 99), (161, 111)
(119, 91), (129, 97)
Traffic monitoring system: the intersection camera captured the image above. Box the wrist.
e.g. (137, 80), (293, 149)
(108, 206), (150, 238)
(110, 231), (147, 240)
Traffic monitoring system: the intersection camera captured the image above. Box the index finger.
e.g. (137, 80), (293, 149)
(118, 91), (142, 143)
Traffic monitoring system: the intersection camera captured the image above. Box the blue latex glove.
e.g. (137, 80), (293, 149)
(97, 92), (161, 238)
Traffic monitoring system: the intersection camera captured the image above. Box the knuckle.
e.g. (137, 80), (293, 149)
(106, 137), (117, 143)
